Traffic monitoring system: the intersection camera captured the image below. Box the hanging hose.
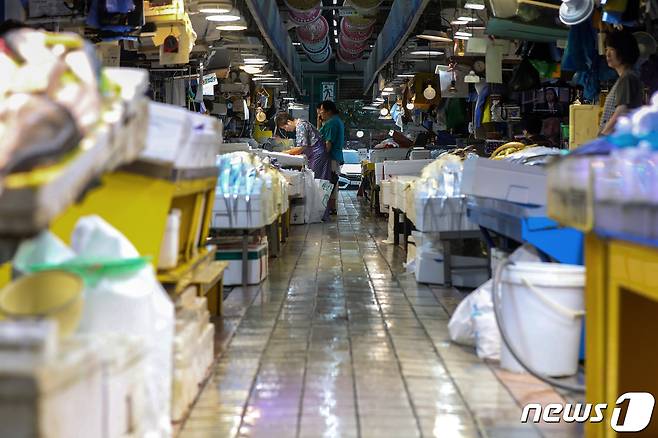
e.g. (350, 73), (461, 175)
(492, 258), (586, 393)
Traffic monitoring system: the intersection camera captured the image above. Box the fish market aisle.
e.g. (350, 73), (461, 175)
(179, 192), (580, 438)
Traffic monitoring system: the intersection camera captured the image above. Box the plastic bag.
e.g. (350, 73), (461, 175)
(72, 216), (174, 437)
(448, 290), (476, 346)
(448, 244), (542, 360)
(305, 178), (333, 223)
(13, 218), (174, 437)
(471, 280), (499, 360)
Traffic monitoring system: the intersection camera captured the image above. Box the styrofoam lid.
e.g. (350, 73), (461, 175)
(503, 262), (585, 287)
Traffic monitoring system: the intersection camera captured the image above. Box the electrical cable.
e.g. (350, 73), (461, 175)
(491, 259), (586, 393)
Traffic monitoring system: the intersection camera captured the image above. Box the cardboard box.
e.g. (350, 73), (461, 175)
(290, 203), (306, 225)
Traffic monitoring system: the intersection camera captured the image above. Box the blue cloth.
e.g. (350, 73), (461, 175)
(474, 84), (490, 129)
(562, 18), (604, 102)
(319, 115), (345, 164)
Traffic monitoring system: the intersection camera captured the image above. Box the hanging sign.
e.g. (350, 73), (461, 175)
(321, 82), (336, 101)
(202, 73), (218, 86)
(338, 7), (359, 16)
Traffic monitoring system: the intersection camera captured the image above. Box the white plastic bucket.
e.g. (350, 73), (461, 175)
(497, 262), (585, 377)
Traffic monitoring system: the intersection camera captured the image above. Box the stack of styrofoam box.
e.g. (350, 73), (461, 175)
(414, 197), (479, 233)
(0, 333), (148, 438)
(171, 287), (215, 423)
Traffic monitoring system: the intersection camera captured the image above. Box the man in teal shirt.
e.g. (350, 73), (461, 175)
(317, 100), (344, 215)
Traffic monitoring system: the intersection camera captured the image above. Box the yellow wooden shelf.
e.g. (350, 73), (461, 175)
(585, 234), (658, 437)
(157, 246), (214, 295)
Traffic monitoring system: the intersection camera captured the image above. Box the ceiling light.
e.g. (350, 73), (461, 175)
(333, 19), (338, 26)
(380, 107), (389, 116)
(454, 35), (470, 40)
(240, 66), (263, 74)
(279, 90), (288, 94)
(383, 87), (394, 92)
(417, 30), (453, 43)
(464, 0), (486, 10)
(243, 58), (268, 64)
(253, 77), (282, 81)
(334, 38), (339, 43)
(283, 97), (295, 100)
(406, 101), (415, 110)
(356, 130), (365, 138)
(293, 42), (301, 46)
(334, 29), (338, 36)
(455, 30), (473, 37)
(397, 73), (415, 78)
(423, 84), (437, 100)
(410, 50), (444, 56)
(381, 91), (392, 96)
(451, 19), (469, 25)
(216, 23), (247, 31)
(333, 0), (337, 4)
(199, 1), (232, 14)
(363, 106), (381, 111)
(254, 73), (274, 77)
(206, 13), (241, 22)
(457, 16), (478, 22)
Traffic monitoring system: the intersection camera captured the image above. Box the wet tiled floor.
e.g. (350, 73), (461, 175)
(180, 191), (582, 438)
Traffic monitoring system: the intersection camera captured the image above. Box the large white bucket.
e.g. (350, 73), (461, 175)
(497, 262), (585, 377)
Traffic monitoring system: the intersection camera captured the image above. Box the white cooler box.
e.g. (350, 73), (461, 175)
(462, 157), (548, 206)
(212, 194), (276, 229)
(215, 243), (269, 286)
(368, 148), (410, 163)
(415, 197), (478, 232)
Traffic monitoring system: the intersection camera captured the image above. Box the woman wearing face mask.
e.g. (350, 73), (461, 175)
(599, 30), (644, 135)
(275, 112), (333, 182)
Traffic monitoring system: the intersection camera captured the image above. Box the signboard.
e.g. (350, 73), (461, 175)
(338, 7), (359, 16)
(321, 82), (336, 101)
(202, 73), (218, 86)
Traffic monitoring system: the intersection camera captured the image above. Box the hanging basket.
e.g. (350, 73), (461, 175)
(337, 45), (362, 64)
(285, 0), (320, 11)
(288, 4), (322, 25)
(308, 44), (332, 64)
(296, 15), (329, 44)
(349, 0), (383, 17)
(339, 34), (367, 55)
(341, 17), (373, 41)
(302, 35), (329, 55)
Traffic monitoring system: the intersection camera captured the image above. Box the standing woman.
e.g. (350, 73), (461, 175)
(275, 112), (333, 182)
(599, 30), (644, 135)
(317, 100), (345, 215)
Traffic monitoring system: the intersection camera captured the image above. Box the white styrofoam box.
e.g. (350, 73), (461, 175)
(415, 253), (445, 284)
(219, 143), (251, 155)
(0, 337), (110, 438)
(216, 243), (269, 286)
(392, 176), (418, 211)
(414, 197), (479, 232)
(281, 169), (305, 198)
(142, 102), (222, 169)
(290, 203), (306, 225)
(101, 337), (148, 438)
(415, 252), (489, 287)
(376, 159), (434, 185)
(380, 180), (393, 210)
(212, 194), (277, 229)
(368, 147), (410, 163)
(461, 156), (548, 206)
(254, 150), (307, 168)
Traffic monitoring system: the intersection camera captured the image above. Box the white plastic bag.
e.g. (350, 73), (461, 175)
(72, 216), (174, 438)
(306, 178), (333, 223)
(448, 244), (542, 360)
(471, 280), (499, 360)
(448, 292), (476, 347)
